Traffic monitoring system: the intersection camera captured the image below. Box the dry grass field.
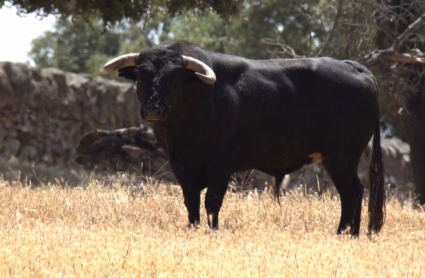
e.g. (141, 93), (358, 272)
(1, 176), (425, 278)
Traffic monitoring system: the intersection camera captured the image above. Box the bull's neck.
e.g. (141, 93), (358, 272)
(154, 84), (212, 143)
(204, 51), (252, 79)
(152, 95), (212, 160)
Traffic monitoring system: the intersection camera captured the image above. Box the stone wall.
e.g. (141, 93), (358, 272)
(0, 62), (141, 167)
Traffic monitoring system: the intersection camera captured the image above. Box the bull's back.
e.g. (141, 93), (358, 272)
(218, 57), (379, 170)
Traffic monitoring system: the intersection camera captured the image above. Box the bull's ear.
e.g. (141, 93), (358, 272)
(117, 66), (137, 81)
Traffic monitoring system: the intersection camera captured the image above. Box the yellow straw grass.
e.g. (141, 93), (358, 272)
(1, 179), (424, 277)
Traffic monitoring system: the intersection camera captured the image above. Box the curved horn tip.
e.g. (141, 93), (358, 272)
(195, 73), (216, 84)
(182, 55), (216, 84)
(103, 53), (139, 73)
(103, 63), (115, 73)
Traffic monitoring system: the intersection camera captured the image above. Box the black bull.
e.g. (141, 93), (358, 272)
(104, 41), (385, 236)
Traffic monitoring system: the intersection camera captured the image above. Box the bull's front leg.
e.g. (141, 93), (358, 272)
(182, 188), (201, 227)
(205, 171), (230, 229)
(168, 152), (206, 229)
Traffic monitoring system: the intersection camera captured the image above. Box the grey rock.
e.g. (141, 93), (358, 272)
(1, 138), (21, 157)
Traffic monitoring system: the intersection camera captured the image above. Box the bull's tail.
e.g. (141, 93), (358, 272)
(367, 83), (386, 235)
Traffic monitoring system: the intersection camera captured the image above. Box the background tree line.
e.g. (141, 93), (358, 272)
(3, 0), (424, 202)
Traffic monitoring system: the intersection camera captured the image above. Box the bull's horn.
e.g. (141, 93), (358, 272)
(182, 55), (216, 84)
(103, 53), (139, 73)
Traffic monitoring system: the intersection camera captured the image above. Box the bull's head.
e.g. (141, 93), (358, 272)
(104, 49), (216, 122)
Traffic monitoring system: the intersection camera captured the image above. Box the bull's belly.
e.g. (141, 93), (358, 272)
(231, 139), (321, 173)
(233, 153), (323, 174)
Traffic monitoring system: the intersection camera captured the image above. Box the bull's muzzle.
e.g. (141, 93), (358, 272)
(143, 107), (164, 122)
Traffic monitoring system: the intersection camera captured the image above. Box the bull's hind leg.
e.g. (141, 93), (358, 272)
(323, 156), (364, 236)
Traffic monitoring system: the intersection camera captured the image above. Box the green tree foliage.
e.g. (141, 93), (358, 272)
(170, 0), (339, 59)
(226, 0), (327, 59)
(2, 0), (242, 24)
(29, 19), (121, 75)
(29, 0), (349, 75)
(169, 12), (227, 53)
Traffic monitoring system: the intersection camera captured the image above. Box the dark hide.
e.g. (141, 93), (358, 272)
(116, 41), (385, 236)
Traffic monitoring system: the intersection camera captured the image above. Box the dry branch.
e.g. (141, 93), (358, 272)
(261, 37), (304, 58)
(359, 48), (425, 67)
(393, 13), (425, 51)
(358, 13), (425, 67)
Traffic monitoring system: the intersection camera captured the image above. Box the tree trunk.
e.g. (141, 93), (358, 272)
(401, 90), (425, 202)
(374, 0), (425, 202)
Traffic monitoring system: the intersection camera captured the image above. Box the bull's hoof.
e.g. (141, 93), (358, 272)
(207, 221), (219, 230)
(187, 222), (200, 230)
(337, 226), (359, 238)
